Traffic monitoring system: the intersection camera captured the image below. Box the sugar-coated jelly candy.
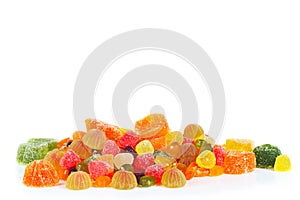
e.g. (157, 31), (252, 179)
(225, 139), (254, 152)
(161, 142), (181, 158)
(196, 150), (216, 169)
(148, 136), (167, 150)
(23, 160), (59, 187)
(274, 154), (291, 172)
(165, 131), (184, 145)
(177, 143), (198, 166)
(195, 139), (213, 153)
(253, 144), (281, 168)
(85, 118), (122, 140)
(135, 140), (155, 154)
(145, 164), (165, 183)
(110, 170), (137, 190)
(72, 131), (86, 140)
(223, 150), (256, 174)
(135, 114), (169, 139)
(183, 124), (204, 140)
(117, 131), (139, 149)
(101, 140), (120, 156)
(213, 145), (226, 166)
(76, 161), (89, 173)
(44, 148), (68, 180)
(161, 168), (186, 188)
(114, 153), (134, 169)
(66, 171), (92, 190)
(68, 139), (92, 159)
(88, 160), (110, 180)
(60, 150), (81, 170)
(82, 129), (107, 150)
(209, 165), (224, 176)
(154, 154), (175, 168)
(139, 176), (156, 187)
(133, 153), (155, 171)
(96, 154), (114, 173)
(93, 176), (111, 187)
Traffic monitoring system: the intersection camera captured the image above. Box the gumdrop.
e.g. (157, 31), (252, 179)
(209, 165), (224, 176)
(93, 176), (111, 187)
(154, 154), (175, 168)
(253, 144), (281, 168)
(213, 145), (226, 166)
(177, 143), (198, 166)
(133, 153), (155, 172)
(85, 118), (122, 140)
(23, 160), (59, 187)
(139, 176), (156, 187)
(183, 124), (204, 140)
(225, 139), (254, 152)
(95, 154), (114, 173)
(60, 150), (81, 170)
(148, 136), (167, 150)
(88, 160), (110, 180)
(68, 139), (92, 159)
(120, 164), (134, 172)
(145, 164), (165, 183)
(82, 129), (107, 150)
(135, 140), (155, 155)
(196, 150), (216, 169)
(72, 131), (86, 140)
(66, 171), (92, 190)
(110, 170), (137, 190)
(161, 168), (186, 188)
(76, 161), (89, 173)
(44, 148), (68, 180)
(223, 150), (256, 174)
(114, 153), (134, 169)
(161, 141), (181, 158)
(195, 139), (213, 153)
(274, 154), (292, 172)
(135, 114), (169, 139)
(116, 131), (139, 149)
(165, 131), (184, 145)
(101, 140), (120, 156)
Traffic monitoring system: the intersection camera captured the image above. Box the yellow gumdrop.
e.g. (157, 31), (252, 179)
(135, 140), (154, 155)
(196, 150), (216, 169)
(165, 131), (184, 145)
(274, 154), (292, 172)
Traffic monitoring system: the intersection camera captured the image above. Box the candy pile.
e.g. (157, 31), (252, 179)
(16, 114), (292, 190)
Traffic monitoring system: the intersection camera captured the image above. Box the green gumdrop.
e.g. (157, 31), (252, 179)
(139, 176), (156, 187)
(253, 144), (281, 168)
(76, 162), (89, 172)
(195, 139), (213, 153)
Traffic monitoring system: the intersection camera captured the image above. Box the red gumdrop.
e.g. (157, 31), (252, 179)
(133, 153), (154, 172)
(60, 150), (81, 170)
(213, 145), (226, 166)
(88, 160), (110, 180)
(101, 140), (120, 156)
(145, 164), (166, 183)
(117, 131), (139, 149)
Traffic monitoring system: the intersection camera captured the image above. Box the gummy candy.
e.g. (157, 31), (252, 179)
(196, 150), (216, 169)
(161, 141), (181, 158)
(95, 154), (114, 173)
(82, 129), (107, 150)
(68, 139), (92, 159)
(145, 164), (165, 183)
(72, 131), (86, 140)
(209, 165), (224, 176)
(44, 148), (68, 180)
(114, 153), (134, 169)
(133, 153), (155, 172)
(177, 143), (198, 166)
(161, 168), (186, 188)
(85, 118), (122, 140)
(195, 139), (213, 153)
(253, 144), (281, 168)
(274, 154), (291, 172)
(135, 114), (169, 139)
(135, 140), (155, 154)
(66, 171), (92, 190)
(148, 136), (167, 150)
(213, 145), (226, 166)
(223, 151), (256, 174)
(184, 124), (204, 140)
(165, 131), (183, 145)
(88, 160), (110, 180)
(116, 131), (139, 149)
(110, 170), (137, 190)
(93, 176), (111, 187)
(225, 139), (254, 152)
(139, 176), (156, 187)
(23, 160), (59, 187)
(154, 154), (176, 168)
(76, 161), (89, 173)
(101, 140), (120, 156)
(60, 150), (81, 170)
(120, 164), (134, 172)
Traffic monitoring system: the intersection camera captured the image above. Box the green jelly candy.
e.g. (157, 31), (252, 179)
(27, 138), (58, 150)
(195, 139), (213, 153)
(253, 144), (281, 168)
(120, 164), (134, 172)
(139, 176), (156, 187)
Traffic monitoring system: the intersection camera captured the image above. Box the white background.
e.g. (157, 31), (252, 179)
(1, 0), (299, 199)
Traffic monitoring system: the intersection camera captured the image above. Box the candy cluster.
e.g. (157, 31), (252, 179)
(17, 114), (291, 190)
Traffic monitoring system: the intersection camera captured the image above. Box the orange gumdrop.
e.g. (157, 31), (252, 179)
(209, 165), (224, 176)
(23, 160), (59, 187)
(184, 162), (198, 180)
(72, 131), (86, 140)
(44, 149), (67, 180)
(93, 176), (112, 187)
(57, 137), (72, 148)
(85, 119), (122, 140)
(148, 136), (167, 150)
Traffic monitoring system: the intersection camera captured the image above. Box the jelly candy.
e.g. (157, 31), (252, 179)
(17, 138), (58, 165)
(133, 153), (155, 171)
(154, 154), (175, 168)
(161, 142), (181, 158)
(139, 176), (156, 187)
(101, 140), (120, 156)
(225, 139), (254, 152)
(60, 150), (81, 170)
(82, 129), (107, 150)
(88, 160), (110, 180)
(114, 153), (134, 169)
(223, 150), (256, 174)
(72, 131), (86, 140)
(135, 140), (155, 154)
(165, 131), (183, 145)
(23, 160), (59, 187)
(148, 136), (167, 150)
(195, 139), (213, 153)
(274, 154), (291, 172)
(44, 148), (68, 180)
(57, 137), (72, 148)
(161, 168), (186, 188)
(116, 131), (139, 149)
(76, 161), (89, 173)
(135, 114), (169, 139)
(182, 137), (194, 144)
(145, 164), (165, 183)
(66, 171), (92, 190)
(95, 154), (114, 173)
(253, 144), (281, 168)
(93, 176), (111, 187)
(209, 165), (224, 176)
(183, 124), (204, 140)
(196, 150), (216, 169)
(177, 143), (198, 166)
(68, 139), (92, 159)
(85, 118), (122, 140)
(120, 164), (134, 172)
(213, 145), (226, 166)
(110, 170), (138, 190)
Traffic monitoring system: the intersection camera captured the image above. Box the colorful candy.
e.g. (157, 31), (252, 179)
(161, 168), (186, 188)
(66, 171), (92, 190)
(110, 170), (138, 190)
(253, 144), (281, 168)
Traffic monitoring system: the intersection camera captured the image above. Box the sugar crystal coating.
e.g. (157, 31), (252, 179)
(60, 150), (81, 170)
(253, 144), (281, 168)
(82, 129), (106, 150)
(133, 153), (155, 171)
(223, 151), (256, 174)
(88, 160), (110, 180)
